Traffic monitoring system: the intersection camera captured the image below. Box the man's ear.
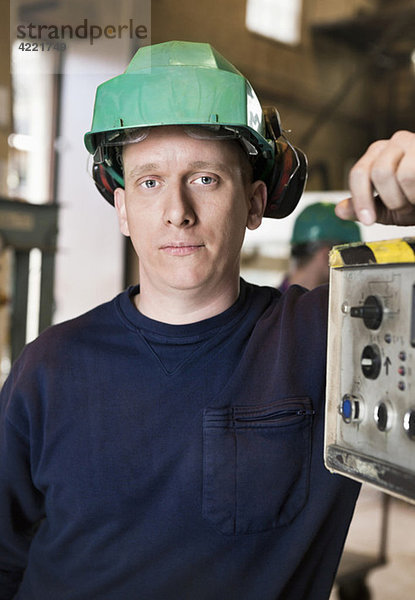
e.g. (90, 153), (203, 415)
(114, 188), (130, 237)
(316, 244), (332, 267)
(247, 180), (267, 231)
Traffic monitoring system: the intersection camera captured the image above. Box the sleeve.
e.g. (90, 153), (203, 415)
(0, 364), (45, 599)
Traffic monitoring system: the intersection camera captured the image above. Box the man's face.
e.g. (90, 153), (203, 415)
(114, 126), (266, 299)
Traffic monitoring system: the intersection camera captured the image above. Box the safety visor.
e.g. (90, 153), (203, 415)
(93, 124), (259, 165)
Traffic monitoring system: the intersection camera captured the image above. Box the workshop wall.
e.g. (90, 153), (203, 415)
(0, 0), (11, 193)
(0, 0), (12, 377)
(151, 0), (415, 191)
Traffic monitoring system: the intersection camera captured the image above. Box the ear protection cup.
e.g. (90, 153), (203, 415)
(262, 107), (308, 219)
(264, 142), (308, 218)
(92, 163), (118, 206)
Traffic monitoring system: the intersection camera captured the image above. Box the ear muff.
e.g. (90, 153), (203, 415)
(262, 107), (308, 219)
(92, 163), (118, 205)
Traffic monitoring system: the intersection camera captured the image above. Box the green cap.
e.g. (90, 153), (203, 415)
(84, 41), (273, 163)
(291, 202), (361, 245)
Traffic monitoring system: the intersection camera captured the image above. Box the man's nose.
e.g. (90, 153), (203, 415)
(163, 184), (196, 227)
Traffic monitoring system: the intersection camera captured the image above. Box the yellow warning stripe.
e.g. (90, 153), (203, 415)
(329, 237), (415, 268)
(367, 239), (415, 263)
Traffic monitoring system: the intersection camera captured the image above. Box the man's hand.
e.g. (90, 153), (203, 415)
(335, 130), (415, 227)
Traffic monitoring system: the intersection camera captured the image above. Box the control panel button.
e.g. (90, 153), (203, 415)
(361, 344), (381, 379)
(340, 394), (362, 424)
(351, 295), (383, 330)
(404, 409), (415, 440)
(374, 401), (393, 432)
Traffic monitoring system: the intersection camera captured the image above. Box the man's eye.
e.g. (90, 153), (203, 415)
(141, 179), (158, 189)
(194, 176), (216, 185)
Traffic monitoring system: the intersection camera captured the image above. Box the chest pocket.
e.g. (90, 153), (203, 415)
(203, 397), (314, 535)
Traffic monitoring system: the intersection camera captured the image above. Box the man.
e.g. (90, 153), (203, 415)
(1, 41), (415, 600)
(279, 202), (361, 292)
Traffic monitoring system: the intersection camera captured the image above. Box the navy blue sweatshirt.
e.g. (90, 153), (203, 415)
(0, 280), (360, 599)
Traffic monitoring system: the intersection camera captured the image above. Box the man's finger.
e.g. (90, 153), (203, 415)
(347, 132), (415, 225)
(335, 197), (357, 222)
(348, 139), (388, 225)
(395, 135), (415, 204)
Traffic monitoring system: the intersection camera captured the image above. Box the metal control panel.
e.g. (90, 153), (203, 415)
(325, 238), (415, 503)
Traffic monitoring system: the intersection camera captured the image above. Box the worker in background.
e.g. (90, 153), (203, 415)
(279, 202), (361, 292)
(1, 41), (415, 600)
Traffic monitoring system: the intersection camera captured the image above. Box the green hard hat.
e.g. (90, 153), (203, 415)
(84, 40), (275, 187)
(291, 202), (361, 245)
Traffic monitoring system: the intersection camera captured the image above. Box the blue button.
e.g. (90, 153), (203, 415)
(342, 397), (352, 422)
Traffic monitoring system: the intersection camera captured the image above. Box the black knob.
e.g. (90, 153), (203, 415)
(404, 409), (415, 440)
(351, 295), (383, 330)
(361, 344), (381, 379)
(375, 402), (390, 432)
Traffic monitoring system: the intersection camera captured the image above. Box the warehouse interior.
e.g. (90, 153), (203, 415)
(1, 0), (415, 598)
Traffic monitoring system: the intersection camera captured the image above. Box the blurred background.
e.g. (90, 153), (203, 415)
(2, 1), (415, 597)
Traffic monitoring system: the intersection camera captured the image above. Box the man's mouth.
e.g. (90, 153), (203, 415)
(160, 242), (205, 256)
